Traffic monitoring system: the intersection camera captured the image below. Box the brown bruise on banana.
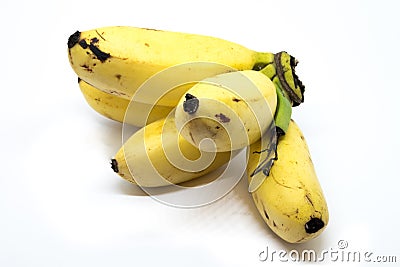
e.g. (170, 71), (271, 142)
(78, 38), (111, 62)
(80, 64), (93, 72)
(215, 113), (230, 123)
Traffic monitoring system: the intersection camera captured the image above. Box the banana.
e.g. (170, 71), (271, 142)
(174, 70), (277, 152)
(78, 78), (174, 127)
(247, 120), (328, 243)
(111, 116), (237, 187)
(67, 26), (304, 106)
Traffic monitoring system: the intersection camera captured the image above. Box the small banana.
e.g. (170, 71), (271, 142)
(67, 26), (304, 106)
(174, 70), (277, 152)
(247, 120), (328, 243)
(78, 78), (174, 127)
(111, 116), (236, 187)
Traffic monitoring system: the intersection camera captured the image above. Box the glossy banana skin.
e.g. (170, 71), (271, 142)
(174, 70), (277, 152)
(78, 79), (173, 126)
(68, 26), (304, 108)
(112, 117), (236, 187)
(247, 120), (328, 243)
(68, 26), (272, 106)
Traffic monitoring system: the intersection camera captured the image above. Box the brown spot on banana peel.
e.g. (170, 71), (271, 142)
(95, 30), (106, 41)
(80, 64), (93, 72)
(283, 208), (299, 218)
(305, 193), (315, 208)
(90, 37), (100, 44)
(143, 27), (161, 31)
(89, 43), (110, 62)
(189, 131), (195, 144)
(104, 89), (128, 97)
(215, 113), (230, 123)
(77, 38), (111, 63)
(79, 39), (88, 49)
(263, 209), (270, 220)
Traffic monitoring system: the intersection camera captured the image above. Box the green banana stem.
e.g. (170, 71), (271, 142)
(252, 52), (275, 70)
(248, 51), (302, 192)
(274, 83), (292, 136)
(248, 60), (293, 190)
(254, 51), (305, 107)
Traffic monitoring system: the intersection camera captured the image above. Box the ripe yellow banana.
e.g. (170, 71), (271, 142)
(111, 116), (236, 187)
(247, 120), (328, 243)
(174, 70), (277, 152)
(78, 78), (174, 126)
(67, 26), (304, 106)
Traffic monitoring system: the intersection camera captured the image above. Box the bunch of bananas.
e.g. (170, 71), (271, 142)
(67, 26), (328, 243)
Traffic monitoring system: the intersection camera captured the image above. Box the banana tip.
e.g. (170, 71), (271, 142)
(110, 159), (119, 173)
(183, 93), (199, 114)
(305, 217), (325, 234)
(68, 31), (81, 49)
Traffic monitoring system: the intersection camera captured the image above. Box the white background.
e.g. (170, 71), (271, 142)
(1, 0), (400, 266)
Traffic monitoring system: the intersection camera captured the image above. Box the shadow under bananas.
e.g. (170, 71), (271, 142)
(116, 152), (245, 199)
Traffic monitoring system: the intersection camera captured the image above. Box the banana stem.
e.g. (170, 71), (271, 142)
(252, 52), (275, 71)
(274, 84), (292, 136)
(248, 69), (293, 192)
(256, 51), (305, 107)
(273, 52), (305, 106)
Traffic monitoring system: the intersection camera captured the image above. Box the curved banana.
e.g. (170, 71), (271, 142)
(78, 78), (174, 126)
(111, 116), (236, 187)
(67, 26), (304, 106)
(247, 120), (328, 243)
(174, 70), (277, 152)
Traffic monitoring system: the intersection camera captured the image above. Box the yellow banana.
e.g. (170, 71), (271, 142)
(174, 70), (277, 152)
(78, 78), (174, 126)
(247, 120), (328, 243)
(67, 26), (304, 106)
(111, 116), (236, 187)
